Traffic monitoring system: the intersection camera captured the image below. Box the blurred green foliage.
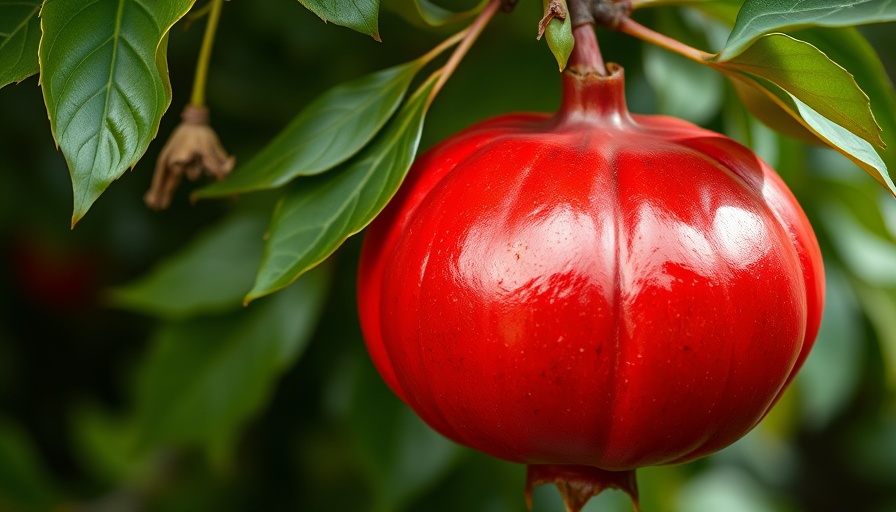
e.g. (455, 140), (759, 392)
(1, 0), (896, 511)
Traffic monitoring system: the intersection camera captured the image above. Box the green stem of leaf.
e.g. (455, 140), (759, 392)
(428, 0), (501, 107)
(190, 0), (225, 108)
(617, 16), (712, 64)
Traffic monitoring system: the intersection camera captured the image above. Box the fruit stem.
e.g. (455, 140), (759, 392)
(617, 16), (713, 64)
(190, 0), (225, 108)
(428, 0), (501, 106)
(567, 24), (606, 76)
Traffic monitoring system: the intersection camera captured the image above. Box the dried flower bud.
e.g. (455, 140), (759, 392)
(144, 105), (235, 210)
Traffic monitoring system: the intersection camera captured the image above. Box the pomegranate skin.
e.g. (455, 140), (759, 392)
(357, 66), (824, 472)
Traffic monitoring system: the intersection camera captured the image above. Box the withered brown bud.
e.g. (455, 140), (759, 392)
(144, 105), (235, 210)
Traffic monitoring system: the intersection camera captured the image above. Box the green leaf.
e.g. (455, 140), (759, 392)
(821, 204), (896, 287)
(339, 354), (460, 510)
(815, 183), (896, 391)
(722, 86), (786, 166)
(382, 0), (486, 26)
(196, 60), (426, 198)
(39, 0), (195, 225)
(247, 74), (439, 301)
(0, 417), (58, 511)
(72, 404), (149, 484)
(133, 268), (329, 459)
(299, 0), (380, 40)
(793, 27), (896, 170)
(411, 0), (487, 26)
(852, 285), (896, 393)
(728, 74), (826, 147)
(108, 212), (268, 319)
(727, 70), (894, 195)
(714, 33), (883, 148)
(676, 467), (780, 512)
(630, 0), (743, 22)
(0, 0), (41, 88)
(723, 0), (896, 59)
(645, 50), (723, 123)
(796, 265), (864, 430)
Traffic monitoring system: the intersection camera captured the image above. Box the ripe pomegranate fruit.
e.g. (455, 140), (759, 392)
(357, 28), (824, 510)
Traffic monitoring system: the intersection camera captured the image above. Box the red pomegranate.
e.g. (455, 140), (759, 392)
(357, 28), (824, 510)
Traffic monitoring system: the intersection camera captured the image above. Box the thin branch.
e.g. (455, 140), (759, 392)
(617, 16), (714, 64)
(428, 0), (502, 107)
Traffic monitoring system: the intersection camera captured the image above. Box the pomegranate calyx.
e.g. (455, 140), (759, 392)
(525, 464), (640, 512)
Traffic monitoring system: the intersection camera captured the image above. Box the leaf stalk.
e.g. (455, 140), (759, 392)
(617, 16), (713, 63)
(428, 0), (502, 107)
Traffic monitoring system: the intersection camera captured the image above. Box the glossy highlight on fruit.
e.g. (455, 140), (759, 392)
(357, 57), (824, 509)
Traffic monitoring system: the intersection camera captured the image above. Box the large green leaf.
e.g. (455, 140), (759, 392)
(852, 285), (896, 393)
(675, 467), (779, 512)
(728, 70), (894, 195)
(413, 0), (487, 26)
(708, 32), (893, 194)
(0, 0), (41, 88)
(630, 0), (743, 21)
(71, 404), (150, 484)
(0, 417), (58, 511)
(247, 74), (439, 301)
(299, 0), (380, 40)
(39, 0), (195, 225)
(723, 0), (896, 59)
(714, 33), (882, 148)
(133, 269), (329, 460)
(821, 204), (896, 287)
(796, 266), (864, 430)
(195, 60), (426, 198)
(333, 352), (460, 510)
(793, 27), (896, 170)
(383, 0), (486, 26)
(108, 212), (268, 319)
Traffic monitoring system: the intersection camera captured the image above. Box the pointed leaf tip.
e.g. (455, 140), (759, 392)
(196, 60), (423, 198)
(299, 0), (380, 39)
(715, 34), (883, 150)
(40, 0), (194, 221)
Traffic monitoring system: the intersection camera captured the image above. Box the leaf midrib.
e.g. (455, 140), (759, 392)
(255, 97), (425, 294)
(84, 0), (126, 197)
(273, 105), (419, 266)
